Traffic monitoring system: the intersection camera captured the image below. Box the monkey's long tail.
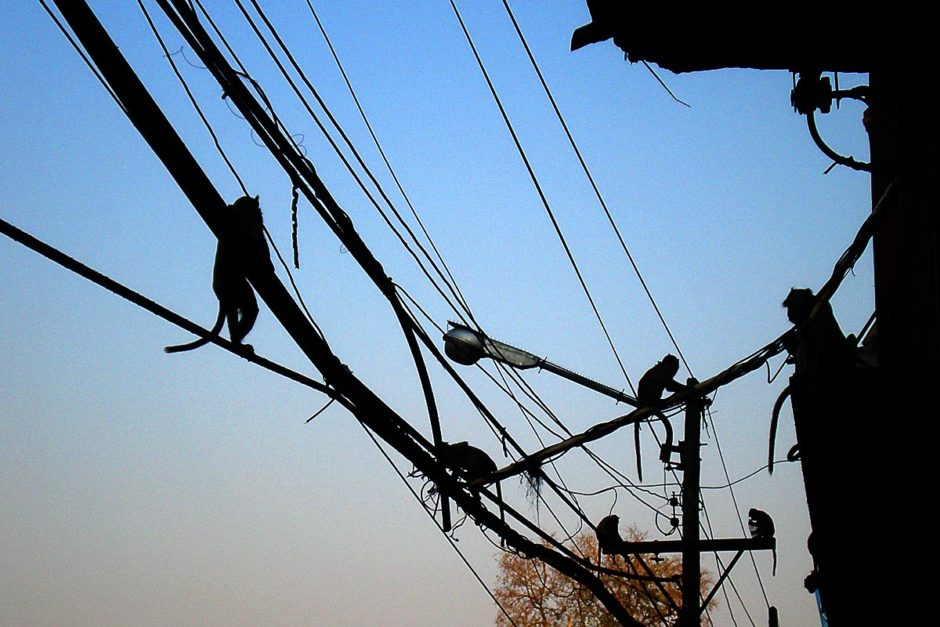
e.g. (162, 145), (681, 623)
(496, 482), (506, 542)
(634, 422), (643, 482)
(164, 307), (224, 353)
(768, 385), (792, 475)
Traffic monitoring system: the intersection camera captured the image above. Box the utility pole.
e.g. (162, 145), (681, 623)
(678, 381), (702, 627)
(614, 382), (772, 626)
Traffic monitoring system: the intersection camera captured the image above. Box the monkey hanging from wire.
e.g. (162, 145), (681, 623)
(165, 195), (272, 355)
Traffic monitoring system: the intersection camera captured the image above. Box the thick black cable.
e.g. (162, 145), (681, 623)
(450, 0), (636, 394)
(166, 0), (450, 514)
(807, 109), (872, 172)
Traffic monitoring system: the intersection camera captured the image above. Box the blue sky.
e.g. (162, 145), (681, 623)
(2, 2), (872, 625)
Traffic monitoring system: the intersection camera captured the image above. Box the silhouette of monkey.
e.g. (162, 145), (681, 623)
(782, 288), (852, 373)
(748, 508), (777, 575)
(595, 514), (623, 556)
(165, 196), (271, 354)
(637, 354), (686, 405)
(439, 441), (505, 528)
(440, 441), (497, 479)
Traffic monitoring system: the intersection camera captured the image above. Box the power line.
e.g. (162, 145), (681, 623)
(497, 0), (692, 377)
(449, 0), (636, 394)
(137, 0), (247, 195)
(0, 216), (340, 404)
(491, 12), (776, 616)
(233, 0), (474, 325)
(39, 0), (127, 114)
(304, 0), (476, 323)
(355, 421), (518, 627)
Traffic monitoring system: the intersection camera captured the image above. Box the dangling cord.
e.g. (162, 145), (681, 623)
(291, 181), (300, 268)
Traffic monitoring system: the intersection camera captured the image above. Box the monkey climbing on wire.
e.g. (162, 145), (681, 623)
(165, 195), (272, 355)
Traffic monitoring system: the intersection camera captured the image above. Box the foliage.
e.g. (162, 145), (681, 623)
(493, 526), (714, 626)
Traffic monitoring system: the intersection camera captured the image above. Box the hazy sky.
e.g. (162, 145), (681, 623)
(2, 2), (873, 625)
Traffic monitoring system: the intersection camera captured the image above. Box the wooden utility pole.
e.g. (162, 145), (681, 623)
(678, 381), (702, 627)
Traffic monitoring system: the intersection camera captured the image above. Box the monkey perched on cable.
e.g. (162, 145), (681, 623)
(748, 508), (777, 575)
(440, 441), (497, 479)
(633, 354), (688, 480)
(165, 195), (272, 354)
(595, 514), (623, 558)
(439, 441), (505, 526)
(637, 354), (687, 405)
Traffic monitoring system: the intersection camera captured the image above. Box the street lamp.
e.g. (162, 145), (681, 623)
(442, 321), (639, 407)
